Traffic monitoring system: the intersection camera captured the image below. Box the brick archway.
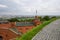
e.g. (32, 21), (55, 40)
(0, 36), (3, 40)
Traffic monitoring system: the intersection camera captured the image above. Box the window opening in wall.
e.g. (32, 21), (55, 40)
(0, 36), (3, 40)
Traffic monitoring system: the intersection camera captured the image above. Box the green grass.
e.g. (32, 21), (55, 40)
(16, 18), (57, 40)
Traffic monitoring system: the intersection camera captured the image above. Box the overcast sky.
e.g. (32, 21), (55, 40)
(0, 0), (60, 16)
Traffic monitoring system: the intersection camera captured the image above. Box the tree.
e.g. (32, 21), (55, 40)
(43, 16), (50, 21)
(7, 18), (19, 22)
(51, 16), (56, 19)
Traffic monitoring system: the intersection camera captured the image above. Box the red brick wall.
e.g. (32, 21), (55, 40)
(17, 26), (34, 34)
(0, 21), (41, 40)
(9, 22), (16, 27)
(33, 19), (41, 25)
(0, 29), (20, 40)
(0, 24), (11, 28)
(0, 22), (16, 28)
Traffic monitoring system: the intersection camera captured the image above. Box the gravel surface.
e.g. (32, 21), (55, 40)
(32, 19), (60, 40)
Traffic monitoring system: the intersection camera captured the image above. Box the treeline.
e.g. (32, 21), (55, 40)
(7, 16), (57, 22)
(7, 18), (34, 22)
(39, 16), (57, 22)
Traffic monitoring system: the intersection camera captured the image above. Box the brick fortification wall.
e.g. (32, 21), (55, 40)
(0, 29), (19, 40)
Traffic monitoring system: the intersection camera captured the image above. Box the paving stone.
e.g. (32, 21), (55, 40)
(32, 19), (60, 40)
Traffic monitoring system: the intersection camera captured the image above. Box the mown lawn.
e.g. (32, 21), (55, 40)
(16, 18), (57, 40)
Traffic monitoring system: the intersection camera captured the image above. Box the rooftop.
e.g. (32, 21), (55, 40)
(16, 22), (34, 26)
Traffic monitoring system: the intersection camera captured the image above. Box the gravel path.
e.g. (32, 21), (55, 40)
(32, 19), (60, 40)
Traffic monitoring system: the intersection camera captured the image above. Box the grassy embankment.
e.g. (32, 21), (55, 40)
(16, 18), (57, 40)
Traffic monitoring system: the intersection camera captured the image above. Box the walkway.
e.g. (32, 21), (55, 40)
(32, 19), (60, 40)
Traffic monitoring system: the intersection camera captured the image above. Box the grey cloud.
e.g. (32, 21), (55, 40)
(0, 0), (60, 15)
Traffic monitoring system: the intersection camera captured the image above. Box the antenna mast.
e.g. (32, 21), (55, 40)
(35, 10), (38, 19)
(36, 10), (37, 16)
